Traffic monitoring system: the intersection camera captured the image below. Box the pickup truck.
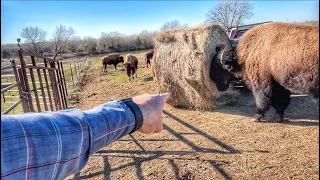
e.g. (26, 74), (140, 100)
(226, 21), (272, 90)
(227, 21), (272, 49)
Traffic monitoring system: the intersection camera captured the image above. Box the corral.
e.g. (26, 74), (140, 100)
(64, 50), (319, 180)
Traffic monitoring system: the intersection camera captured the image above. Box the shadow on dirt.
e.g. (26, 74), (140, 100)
(75, 111), (240, 180)
(215, 91), (319, 126)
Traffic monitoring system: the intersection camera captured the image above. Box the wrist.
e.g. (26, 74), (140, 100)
(121, 98), (144, 134)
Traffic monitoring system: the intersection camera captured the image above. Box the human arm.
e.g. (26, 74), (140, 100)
(1, 93), (170, 180)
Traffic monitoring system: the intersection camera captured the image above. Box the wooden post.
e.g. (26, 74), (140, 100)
(29, 67), (41, 112)
(70, 63), (74, 87)
(43, 68), (54, 111)
(44, 59), (58, 111)
(31, 56), (48, 111)
(56, 62), (67, 109)
(51, 62), (62, 110)
(18, 49), (34, 112)
(60, 62), (68, 96)
(11, 60), (28, 113)
(74, 62), (78, 80)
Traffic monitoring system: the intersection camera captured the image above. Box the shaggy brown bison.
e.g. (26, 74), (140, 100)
(214, 22), (319, 122)
(144, 50), (154, 68)
(124, 54), (138, 81)
(102, 53), (124, 72)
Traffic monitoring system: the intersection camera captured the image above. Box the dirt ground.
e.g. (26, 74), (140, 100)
(66, 50), (319, 180)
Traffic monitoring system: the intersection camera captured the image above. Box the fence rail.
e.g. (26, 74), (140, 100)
(1, 60), (24, 115)
(1, 83), (19, 94)
(2, 100), (21, 114)
(1, 64), (14, 70)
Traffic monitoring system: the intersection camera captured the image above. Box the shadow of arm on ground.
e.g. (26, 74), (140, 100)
(74, 111), (241, 180)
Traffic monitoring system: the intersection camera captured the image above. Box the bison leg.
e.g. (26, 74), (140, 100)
(104, 64), (107, 72)
(146, 59), (150, 68)
(271, 82), (291, 123)
(251, 86), (272, 122)
(114, 64), (117, 70)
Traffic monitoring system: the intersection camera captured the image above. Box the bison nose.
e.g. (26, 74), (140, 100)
(228, 66), (234, 71)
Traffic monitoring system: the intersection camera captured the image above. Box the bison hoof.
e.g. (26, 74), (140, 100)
(251, 114), (263, 122)
(274, 114), (284, 123)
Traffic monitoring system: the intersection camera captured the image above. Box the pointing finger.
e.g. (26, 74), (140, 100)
(160, 93), (170, 103)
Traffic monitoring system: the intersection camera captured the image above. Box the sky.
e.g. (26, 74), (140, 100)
(1, 0), (319, 44)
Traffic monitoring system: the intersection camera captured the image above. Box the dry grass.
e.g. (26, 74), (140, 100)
(65, 49), (319, 180)
(153, 24), (231, 110)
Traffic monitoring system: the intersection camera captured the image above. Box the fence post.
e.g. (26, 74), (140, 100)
(77, 60), (80, 73)
(74, 62), (78, 80)
(10, 59), (29, 113)
(18, 49), (34, 112)
(56, 61), (68, 109)
(70, 63), (74, 87)
(60, 62), (68, 97)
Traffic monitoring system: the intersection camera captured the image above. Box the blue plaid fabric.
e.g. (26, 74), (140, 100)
(1, 100), (135, 180)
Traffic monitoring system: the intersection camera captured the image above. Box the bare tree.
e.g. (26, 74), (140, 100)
(1, 46), (11, 58)
(160, 19), (182, 31)
(205, 0), (254, 31)
(138, 30), (157, 48)
(83, 36), (97, 53)
(181, 23), (190, 28)
(52, 25), (76, 59)
(20, 26), (47, 55)
(99, 31), (123, 52)
(67, 36), (82, 53)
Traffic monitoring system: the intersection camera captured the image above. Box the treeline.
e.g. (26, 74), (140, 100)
(2, 18), (318, 59)
(1, 30), (158, 59)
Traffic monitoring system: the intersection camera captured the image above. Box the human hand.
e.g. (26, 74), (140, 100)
(132, 93), (170, 134)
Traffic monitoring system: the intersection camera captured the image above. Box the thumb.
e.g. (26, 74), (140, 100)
(160, 93), (170, 103)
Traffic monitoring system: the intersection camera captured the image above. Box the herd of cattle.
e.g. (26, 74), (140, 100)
(101, 50), (154, 81)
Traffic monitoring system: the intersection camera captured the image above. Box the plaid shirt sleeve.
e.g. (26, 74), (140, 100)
(1, 100), (135, 180)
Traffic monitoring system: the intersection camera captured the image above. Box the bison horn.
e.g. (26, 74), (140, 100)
(219, 46), (231, 64)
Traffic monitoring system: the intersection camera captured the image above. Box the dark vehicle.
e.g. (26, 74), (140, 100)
(227, 21), (272, 49)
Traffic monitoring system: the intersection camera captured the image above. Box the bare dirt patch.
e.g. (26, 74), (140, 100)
(67, 50), (319, 180)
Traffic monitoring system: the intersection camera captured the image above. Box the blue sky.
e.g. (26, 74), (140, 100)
(1, 1), (319, 44)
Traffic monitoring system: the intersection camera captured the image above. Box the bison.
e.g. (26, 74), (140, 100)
(102, 53), (124, 72)
(144, 50), (154, 68)
(124, 54), (138, 81)
(214, 22), (319, 122)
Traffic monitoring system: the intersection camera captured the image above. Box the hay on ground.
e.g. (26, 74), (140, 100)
(153, 24), (232, 110)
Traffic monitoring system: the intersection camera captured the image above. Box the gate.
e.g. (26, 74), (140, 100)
(1, 48), (68, 114)
(18, 49), (68, 112)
